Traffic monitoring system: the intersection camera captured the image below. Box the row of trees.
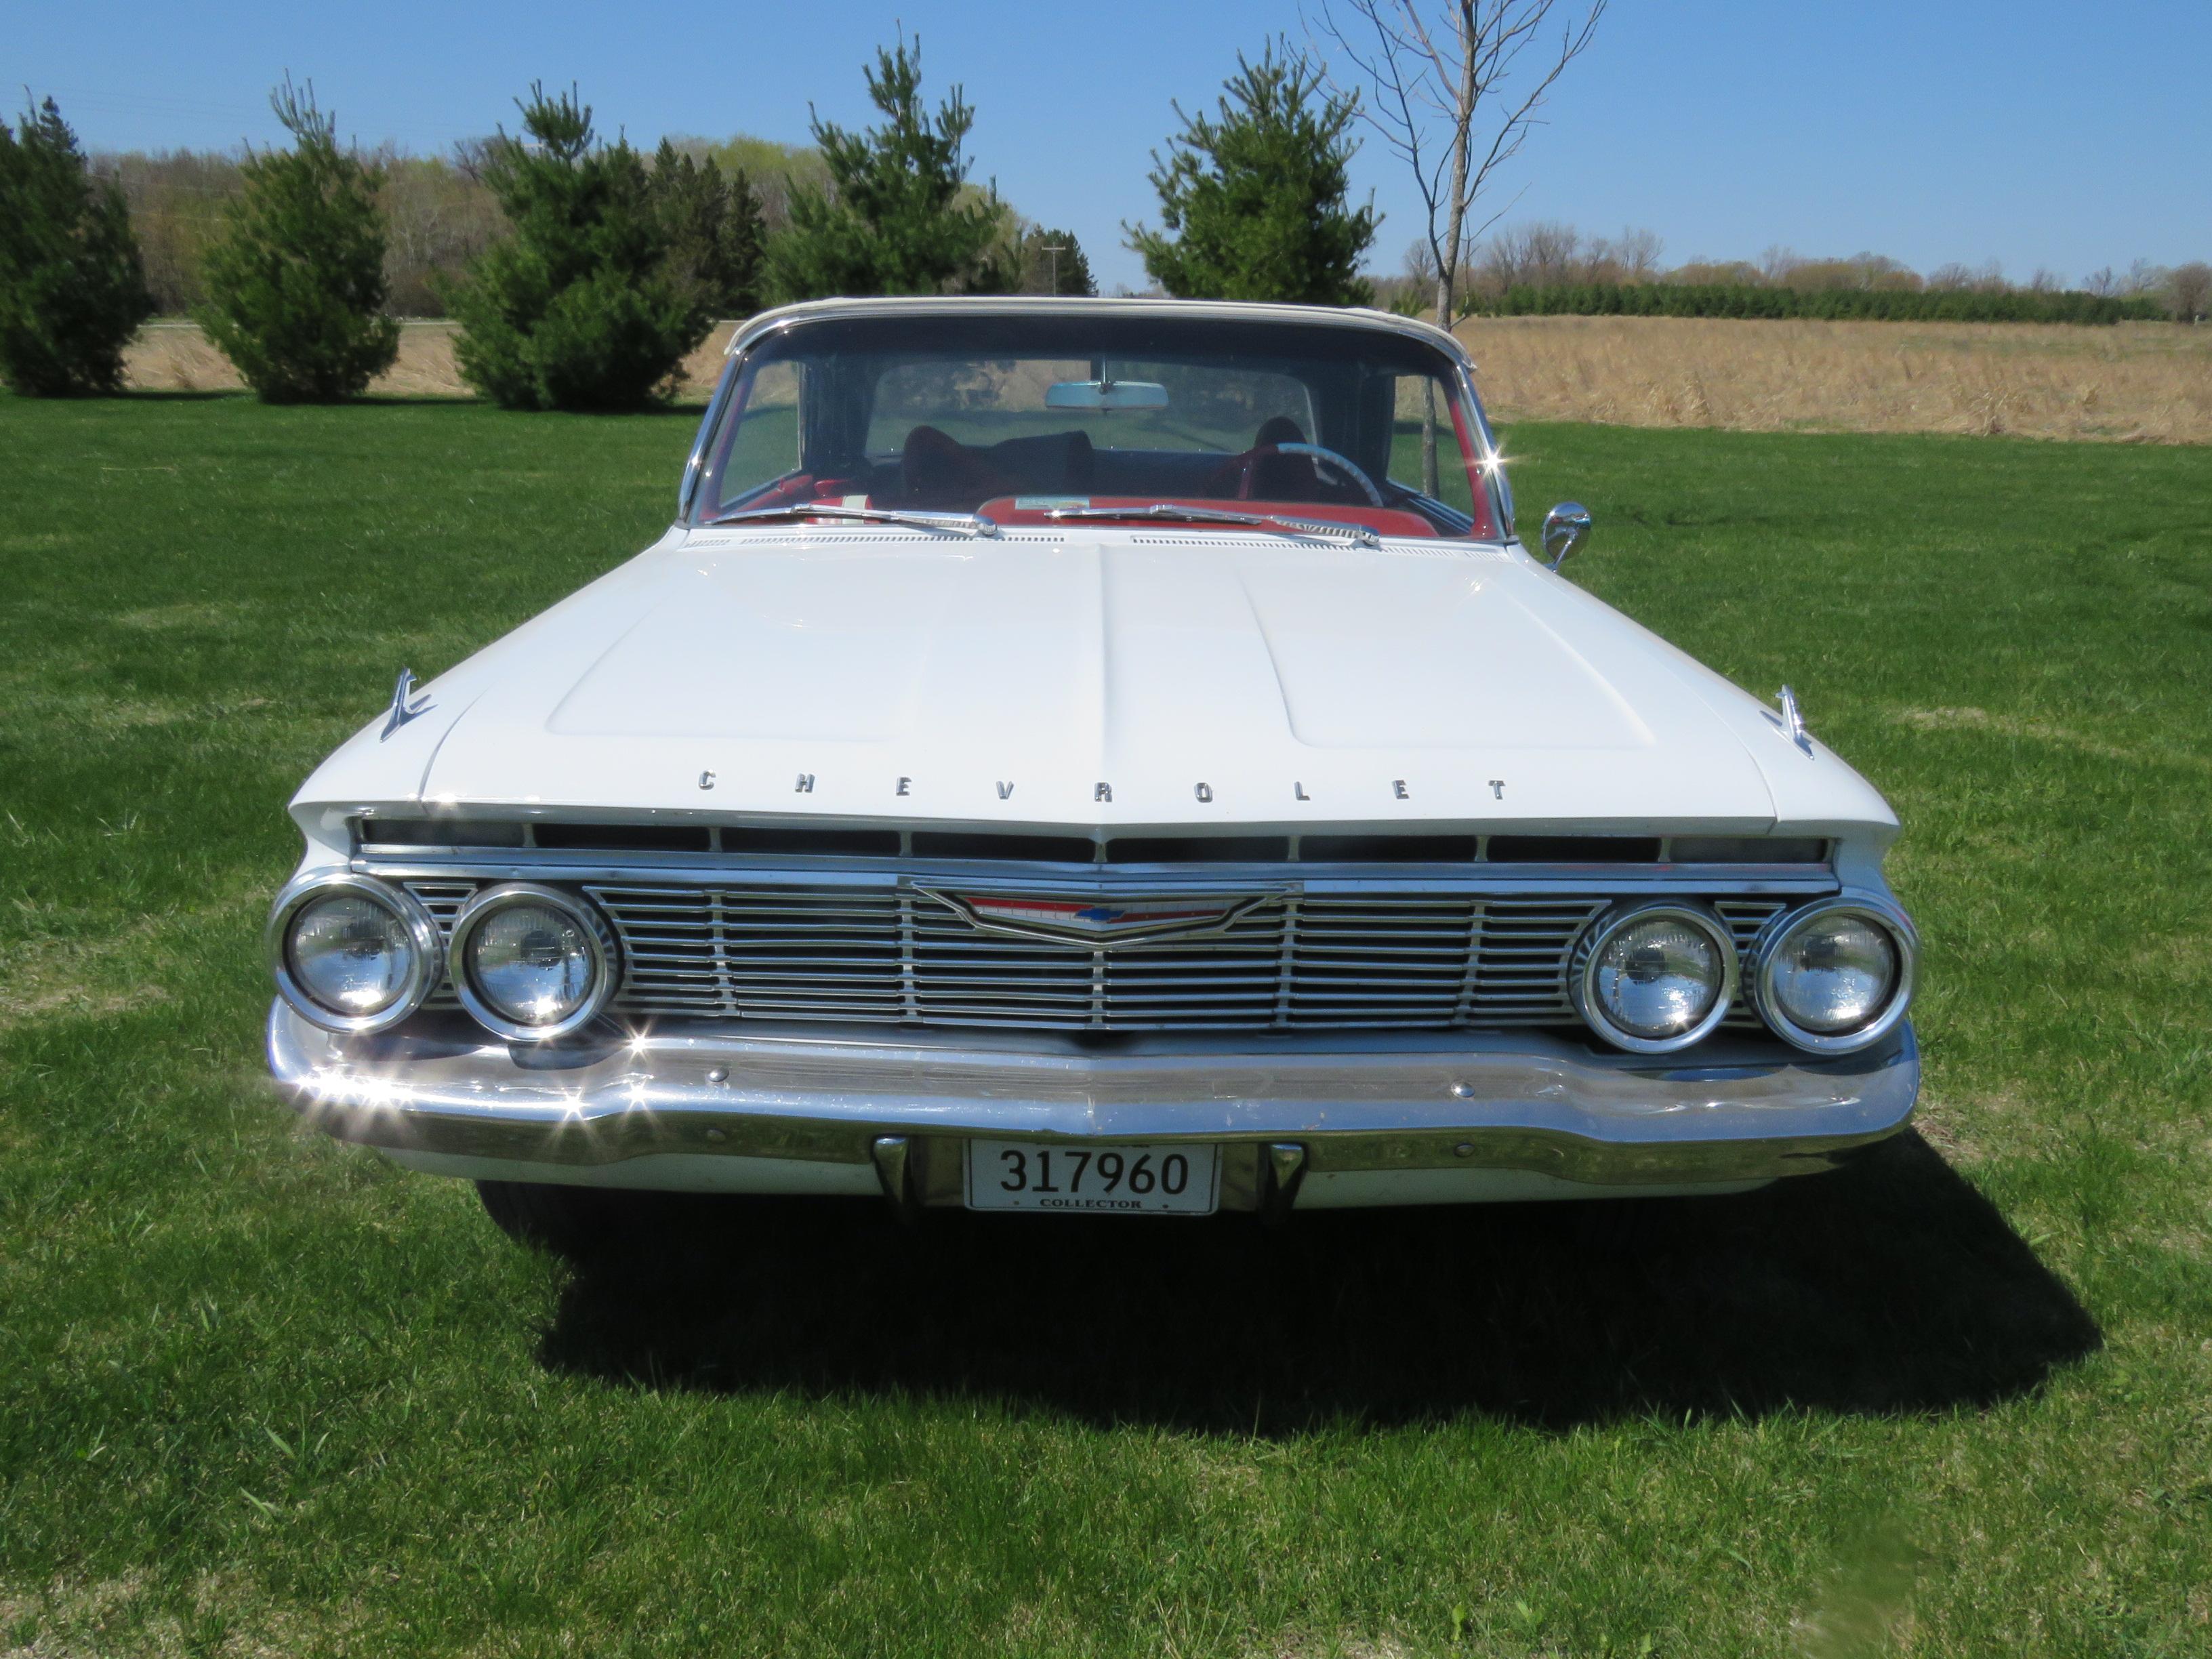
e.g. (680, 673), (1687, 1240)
(1466, 281), (2168, 325)
(1372, 220), (2211, 325)
(0, 35), (1373, 405)
(0, 42), (1120, 405)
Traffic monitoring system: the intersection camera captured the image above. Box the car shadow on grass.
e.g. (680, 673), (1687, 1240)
(533, 1131), (2099, 1434)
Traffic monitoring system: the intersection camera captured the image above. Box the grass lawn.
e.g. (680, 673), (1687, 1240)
(2, 394), (2208, 1657)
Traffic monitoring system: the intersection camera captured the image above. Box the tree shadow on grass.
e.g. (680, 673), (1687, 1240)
(534, 1131), (2100, 1434)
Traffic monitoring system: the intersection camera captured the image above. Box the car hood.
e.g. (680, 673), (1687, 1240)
(293, 527), (1896, 838)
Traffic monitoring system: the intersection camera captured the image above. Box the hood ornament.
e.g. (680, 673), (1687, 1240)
(381, 668), (432, 740)
(922, 888), (1269, 947)
(1774, 684), (1812, 754)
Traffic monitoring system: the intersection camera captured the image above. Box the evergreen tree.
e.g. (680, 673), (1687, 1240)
(1017, 227), (1096, 296)
(1126, 45), (1378, 306)
(197, 78), (400, 403)
(651, 139), (766, 321)
(766, 38), (1014, 300)
(0, 96), (155, 396)
(445, 84), (699, 411)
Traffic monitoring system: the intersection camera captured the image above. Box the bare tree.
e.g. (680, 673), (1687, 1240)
(1603, 225), (1663, 281)
(1305, 0), (1606, 327)
(2121, 258), (2163, 296)
(2171, 262), (2211, 323)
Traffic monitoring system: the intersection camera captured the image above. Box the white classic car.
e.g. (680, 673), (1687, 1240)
(266, 296), (1919, 1245)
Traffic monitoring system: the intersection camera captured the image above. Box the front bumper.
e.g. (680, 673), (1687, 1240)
(266, 1002), (1919, 1210)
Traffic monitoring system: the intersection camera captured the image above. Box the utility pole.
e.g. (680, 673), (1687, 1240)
(1042, 243), (1067, 296)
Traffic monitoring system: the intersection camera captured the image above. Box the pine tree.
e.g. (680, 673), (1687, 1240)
(1017, 228), (1096, 297)
(197, 78), (400, 403)
(0, 96), (155, 396)
(1126, 45), (1378, 306)
(766, 38), (1014, 300)
(651, 140), (765, 321)
(444, 85), (699, 411)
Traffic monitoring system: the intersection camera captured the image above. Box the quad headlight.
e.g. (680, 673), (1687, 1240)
(1570, 902), (1740, 1053)
(268, 873), (441, 1034)
(1751, 897), (1917, 1053)
(447, 884), (617, 1042)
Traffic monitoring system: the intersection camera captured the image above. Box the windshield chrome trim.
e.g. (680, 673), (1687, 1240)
(693, 298), (1496, 537)
(705, 502), (1002, 538)
(678, 354), (742, 522)
(719, 295), (1474, 364)
(1044, 503), (1382, 548)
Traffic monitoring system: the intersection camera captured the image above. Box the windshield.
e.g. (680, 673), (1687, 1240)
(689, 311), (1504, 540)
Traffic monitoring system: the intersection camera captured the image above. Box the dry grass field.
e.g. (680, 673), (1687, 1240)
(122, 313), (2212, 445)
(1454, 314), (2212, 444)
(123, 320), (745, 401)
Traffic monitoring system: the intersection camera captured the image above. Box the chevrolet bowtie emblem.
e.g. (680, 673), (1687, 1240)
(922, 890), (1269, 946)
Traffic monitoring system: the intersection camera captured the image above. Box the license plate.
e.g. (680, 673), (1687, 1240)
(964, 1141), (1219, 1215)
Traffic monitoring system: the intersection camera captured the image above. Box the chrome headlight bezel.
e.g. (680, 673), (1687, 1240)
(1570, 901), (1740, 1054)
(447, 882), (617, 1043)
(1750, 894), (1917, 1054)
(267, 871), (442, 1036)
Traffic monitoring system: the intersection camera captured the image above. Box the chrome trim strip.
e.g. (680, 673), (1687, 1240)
(678, 355), (741, 521)
(351, 851), (1841, 899)
(1457, 363), (1514, 539)
(718, 295), (1475, 365)
(266, 872), (442, 1036)
(266, 1002), (1919, 1195)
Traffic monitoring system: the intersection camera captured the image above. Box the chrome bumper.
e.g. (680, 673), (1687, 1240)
(266, 1002), (1919, 1210)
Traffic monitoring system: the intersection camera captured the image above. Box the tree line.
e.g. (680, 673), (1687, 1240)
(3, 23), (2205, 407)
(1372, 221), (2203, 327)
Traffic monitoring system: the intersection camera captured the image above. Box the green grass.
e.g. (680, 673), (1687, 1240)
(3, 395), (2210, 1657)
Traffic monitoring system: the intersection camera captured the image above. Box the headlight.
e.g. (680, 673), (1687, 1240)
(1571, 902), (1738, 1053)
(449, 884), (616, 1042)
(1753, 897), (1916, 1053)
(268, 873), (440, 1035)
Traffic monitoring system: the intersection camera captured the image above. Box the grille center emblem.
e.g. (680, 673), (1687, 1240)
(922, 889), (1269, 946)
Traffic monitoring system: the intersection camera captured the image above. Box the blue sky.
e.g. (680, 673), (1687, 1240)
(7, 0), (2207, 293)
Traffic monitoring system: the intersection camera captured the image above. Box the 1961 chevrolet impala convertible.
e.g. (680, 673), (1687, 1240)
(266, 296), (1919, 1243)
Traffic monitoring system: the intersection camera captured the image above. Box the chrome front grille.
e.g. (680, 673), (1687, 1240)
(401, 876), (1795, 1033)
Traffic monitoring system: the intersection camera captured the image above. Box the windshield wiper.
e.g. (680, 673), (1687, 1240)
(705, 502), (1000, 539)
(1044, 502), (1381, 549)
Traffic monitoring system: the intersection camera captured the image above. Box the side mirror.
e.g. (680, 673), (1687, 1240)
(1541, 501), (1592, 571)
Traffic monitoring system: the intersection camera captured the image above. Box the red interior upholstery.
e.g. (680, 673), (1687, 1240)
(901, 426), (1008, 506)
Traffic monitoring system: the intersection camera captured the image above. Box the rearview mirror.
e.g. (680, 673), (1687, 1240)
(1045, 379), (1170, 411)
(1541, 501), (1592, 571)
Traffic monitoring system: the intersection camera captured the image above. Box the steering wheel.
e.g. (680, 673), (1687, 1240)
(1226, 441), (1385, 507)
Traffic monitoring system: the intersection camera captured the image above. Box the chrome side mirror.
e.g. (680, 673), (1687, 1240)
(1541, 501), (1592, 571)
